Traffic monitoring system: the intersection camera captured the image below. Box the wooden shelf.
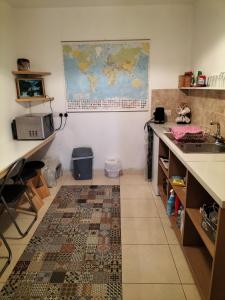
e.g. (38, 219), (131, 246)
(183, 246), (212, 300)
(169, 179), (186, 207)
(158, 186), (182, 243)
(159, 160), (169, 178)
(186, 208), (215, 257)
(158, 184), (167, 206)
(180, 87), (225, 90)
(12, 71), (51, 76)
(16, 96), (54, 103)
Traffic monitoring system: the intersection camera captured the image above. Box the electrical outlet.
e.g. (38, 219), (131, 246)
(165, 109), (172, 116)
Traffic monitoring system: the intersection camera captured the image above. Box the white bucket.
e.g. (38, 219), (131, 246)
(104, 159), (122, 178)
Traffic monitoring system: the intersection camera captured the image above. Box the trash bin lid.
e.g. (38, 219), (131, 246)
(72, 147), (93, 158)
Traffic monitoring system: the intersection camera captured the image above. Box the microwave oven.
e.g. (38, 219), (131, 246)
(12, 113), (54, 140)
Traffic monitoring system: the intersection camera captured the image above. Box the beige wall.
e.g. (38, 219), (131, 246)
(190, 0), (225, 136)
(14, 4), (193, 170)
(151, 89), (188, 122)
(0, 0), (25, 143)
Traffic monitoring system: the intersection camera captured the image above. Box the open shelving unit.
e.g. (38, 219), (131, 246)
(157, 137), (225, 300)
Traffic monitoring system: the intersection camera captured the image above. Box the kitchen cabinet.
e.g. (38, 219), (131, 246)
(157, 138), (225, 300)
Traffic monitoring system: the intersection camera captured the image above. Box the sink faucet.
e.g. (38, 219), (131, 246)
(210, 121), (224, 144)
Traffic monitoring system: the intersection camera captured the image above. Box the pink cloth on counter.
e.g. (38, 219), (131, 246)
(171, 126), (203, 141)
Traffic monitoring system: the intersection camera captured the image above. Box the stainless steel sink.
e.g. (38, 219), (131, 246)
(164, 132), (225, 153)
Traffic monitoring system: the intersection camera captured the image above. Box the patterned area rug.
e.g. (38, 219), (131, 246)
(1, 185), (122, 299)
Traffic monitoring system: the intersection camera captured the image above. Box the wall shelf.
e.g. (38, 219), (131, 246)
(12, 71), (51, 76)
(180, 87), (225, 90)
(16, 96), (54, 103)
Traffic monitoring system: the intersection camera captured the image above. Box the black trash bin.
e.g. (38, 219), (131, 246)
(72, 147), (93, 180)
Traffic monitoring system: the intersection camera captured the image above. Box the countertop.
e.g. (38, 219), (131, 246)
(151, 123), (225, 208)
(0, 133), (56, 178)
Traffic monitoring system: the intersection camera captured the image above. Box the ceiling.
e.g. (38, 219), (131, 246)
(6, 0), (195, 8)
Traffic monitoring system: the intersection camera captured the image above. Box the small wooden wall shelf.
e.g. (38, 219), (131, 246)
(12, 71), (51, 76)
(16, 96), (54, 103)
(180, 87), (225, 90)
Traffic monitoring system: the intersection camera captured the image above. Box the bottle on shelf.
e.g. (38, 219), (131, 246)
(167, 189), (175, 216)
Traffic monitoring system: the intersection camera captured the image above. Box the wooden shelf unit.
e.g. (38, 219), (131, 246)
(12, 71), (51, 76)
(158, 159), (169, 178)
(186, 208), (215, 257)
(169, 179), (186, 207)
(180, 87), (225, 90)
(157, 137), (225, 300)
(16, 96), (54, 103)
(183, 246), (212, 300)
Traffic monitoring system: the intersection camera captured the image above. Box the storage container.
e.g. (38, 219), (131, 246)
(104, 159), (121, 178)
(72, 147), (93, 180)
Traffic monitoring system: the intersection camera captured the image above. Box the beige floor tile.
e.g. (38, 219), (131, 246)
(161, 217), (179, 245)
(183, 284), (202, 300)
(121, 218), (167, 244)
(154, 197), (168, 218)
(123, 284), (186, 300)
(0, 244), (26, 282)
(0, 209), (42, 246)
(62, 171), (93, 185)
(120, 184), (153, 199)
(170, 245), (194, 284)
(121, 198), (158, 218)
(120, 174), (149, 185)
(122, 245), (180, 283)
(92, 171), (119, 185)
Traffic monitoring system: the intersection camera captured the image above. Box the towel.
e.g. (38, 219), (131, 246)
(171, 126), (203, 141)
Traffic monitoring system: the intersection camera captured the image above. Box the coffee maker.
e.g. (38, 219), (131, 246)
(153, 107), (165, 124)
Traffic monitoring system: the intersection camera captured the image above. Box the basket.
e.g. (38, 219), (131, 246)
(200, 203), (218, 243)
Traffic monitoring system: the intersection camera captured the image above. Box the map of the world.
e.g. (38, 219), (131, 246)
(62, 40), (150, 111)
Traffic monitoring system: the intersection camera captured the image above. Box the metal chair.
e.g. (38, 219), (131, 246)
(0, 158), (38, 238)
(0, 232), (12, 276)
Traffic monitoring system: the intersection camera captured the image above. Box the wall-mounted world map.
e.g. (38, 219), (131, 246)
(62, 40), (150, 112)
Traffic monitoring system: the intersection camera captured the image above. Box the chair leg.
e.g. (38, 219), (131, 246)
(0, 232), (12, 276)
(1, 197), (36, 238)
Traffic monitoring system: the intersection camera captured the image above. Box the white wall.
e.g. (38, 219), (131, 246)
(192, 0), (225, 75)
(14, 4), (193, 170)
(0, 0), (25, 143)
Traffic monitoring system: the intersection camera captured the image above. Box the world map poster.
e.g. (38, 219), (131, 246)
(62, 40), (150, 112)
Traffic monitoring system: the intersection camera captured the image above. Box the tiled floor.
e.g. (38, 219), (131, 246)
(0, 171), (201, 299)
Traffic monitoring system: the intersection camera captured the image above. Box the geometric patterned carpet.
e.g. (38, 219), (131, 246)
(0, 185), (122, 299)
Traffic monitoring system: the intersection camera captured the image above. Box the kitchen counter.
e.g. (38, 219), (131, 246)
(151, 123), (225, 208)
